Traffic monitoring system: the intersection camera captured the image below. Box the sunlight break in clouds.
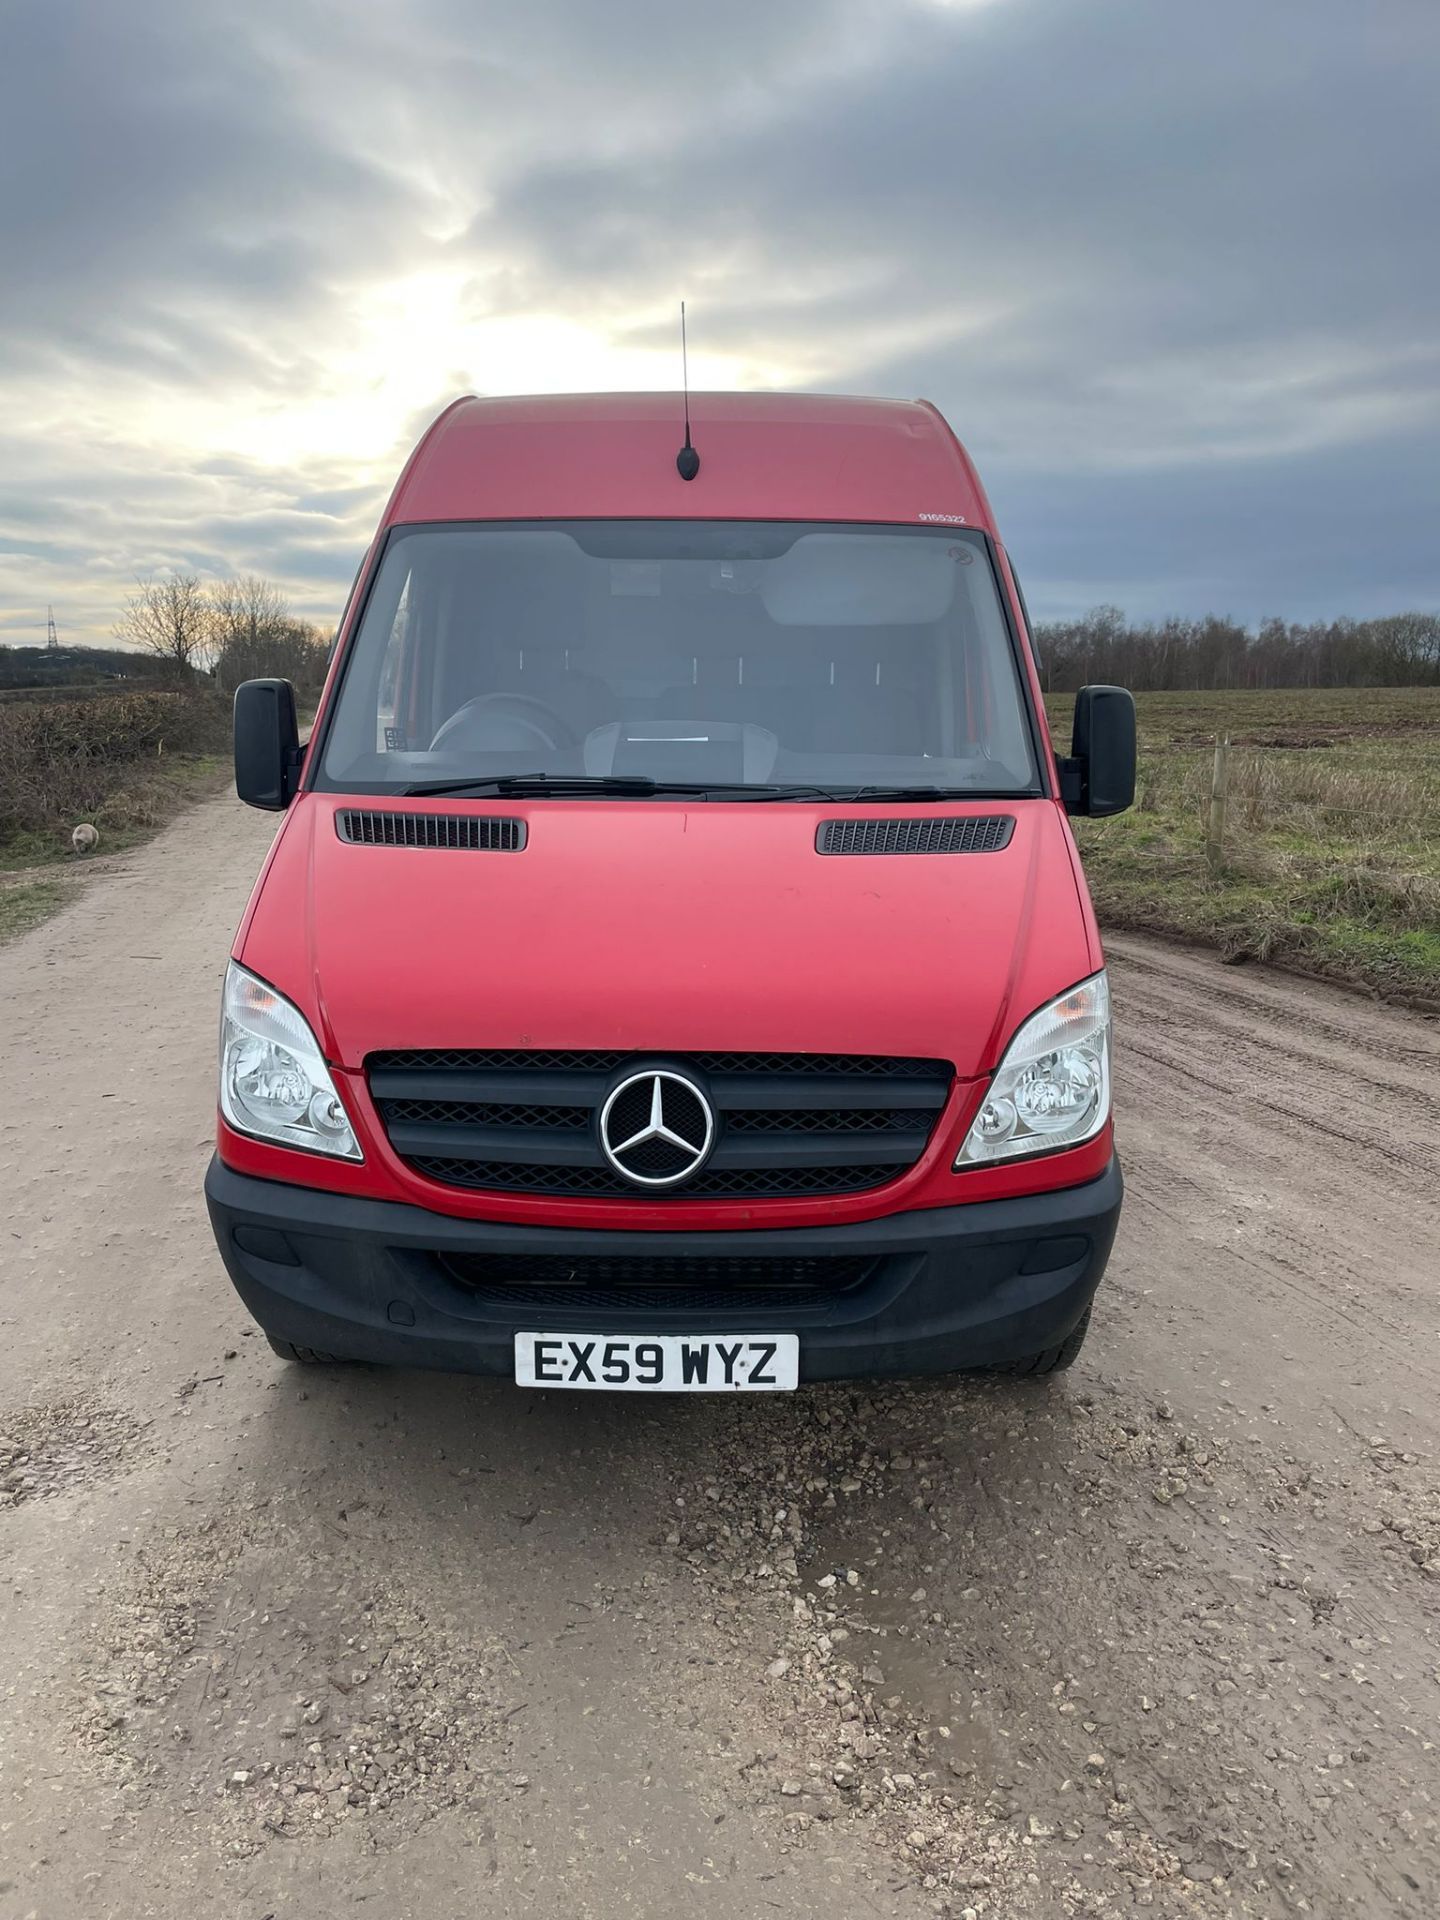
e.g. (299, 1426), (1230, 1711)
(0, 0), (1436, 644)
(217, 292), (805, 472)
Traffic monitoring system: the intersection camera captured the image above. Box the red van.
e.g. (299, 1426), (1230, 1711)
(206, 393), (1134, 1391)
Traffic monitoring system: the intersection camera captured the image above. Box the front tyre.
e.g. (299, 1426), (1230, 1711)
(991, 1306), (1091, 1377)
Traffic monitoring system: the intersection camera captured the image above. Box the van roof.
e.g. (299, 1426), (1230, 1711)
(383, 392), (997, 535)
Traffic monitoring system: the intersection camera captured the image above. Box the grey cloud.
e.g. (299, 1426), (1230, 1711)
(995, 424), (1440, 627)
(0, 0), (422, 390)
(1, 0), (1437, 641)
(485, 0), (1439, 390)
(464, 0), (1440, 613)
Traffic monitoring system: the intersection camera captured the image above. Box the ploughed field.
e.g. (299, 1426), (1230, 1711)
(2, 786), (1438, 1920)
(1048, 686), (1440, 1003)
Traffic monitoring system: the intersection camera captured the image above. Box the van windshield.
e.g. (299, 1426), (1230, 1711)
(316, 521), (1041, 798)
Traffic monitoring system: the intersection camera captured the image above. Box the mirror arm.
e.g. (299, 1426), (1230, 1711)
(1058, 755), (1085, 812)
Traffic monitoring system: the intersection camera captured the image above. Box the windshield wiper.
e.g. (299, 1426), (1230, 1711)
(399, 775), (848, 801)
(402, 773), (664, 797)
(842, 785), (1027, 801)
(398, 774), (1022, 803)
(679, 783), (848, 801)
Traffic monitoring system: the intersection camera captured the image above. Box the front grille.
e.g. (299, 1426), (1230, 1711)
(382, 1099), (591, 1131)
(444, 1251), (872, 1288)
(726, 1107), (917, 1134)
(373, 1049), (943, 1077)
(336, 810), (526, 850)
(817, 815), (1014, 855)
(368, 1049), (953, 1201)
(410, 1158), (901, 1198)
(440, 1250), (876, 1316)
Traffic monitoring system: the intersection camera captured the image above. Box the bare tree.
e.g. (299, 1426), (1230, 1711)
(1034, 607), (1440, 693)
(114, 573), (214, 674)
(209, 576), (335, 692)
(209, 574), (290, 663)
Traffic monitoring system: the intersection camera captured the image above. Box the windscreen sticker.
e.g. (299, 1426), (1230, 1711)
(610, 561), (662, 596)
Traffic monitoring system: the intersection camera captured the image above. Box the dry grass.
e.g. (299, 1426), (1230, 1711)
(0, 876), (68, 944)
(1049, 688), (1440, 1002)
(0, 689), (232, 941)
(0, 689), (228, 839)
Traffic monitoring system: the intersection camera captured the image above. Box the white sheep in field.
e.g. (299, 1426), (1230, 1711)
(71, 824), (99, 855)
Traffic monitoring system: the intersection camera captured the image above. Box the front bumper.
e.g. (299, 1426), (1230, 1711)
(205, 1155), (1121, 1381)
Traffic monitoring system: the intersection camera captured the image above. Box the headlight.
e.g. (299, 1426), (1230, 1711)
(219, 962), (362, 1160)
(956, 971), (1111, 1167)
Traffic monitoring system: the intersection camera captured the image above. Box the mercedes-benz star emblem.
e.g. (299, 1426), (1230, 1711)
(599, 1069), (715, 1189)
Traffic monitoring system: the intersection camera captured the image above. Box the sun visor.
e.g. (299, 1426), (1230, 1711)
(760, 534), (958, 626)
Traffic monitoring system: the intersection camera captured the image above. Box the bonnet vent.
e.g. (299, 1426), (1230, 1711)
(337, 810), (526, 851)
(817, 815), (1015, 856)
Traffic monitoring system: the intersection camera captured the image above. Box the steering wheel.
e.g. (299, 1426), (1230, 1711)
(430, 692), (575, 755)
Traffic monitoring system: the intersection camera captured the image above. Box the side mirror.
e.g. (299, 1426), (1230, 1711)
(234, 678), (301, 810)
(1060, 685), (1135, 817)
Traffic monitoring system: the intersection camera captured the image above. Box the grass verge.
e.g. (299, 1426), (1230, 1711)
(0, 689), (233, 946)
(1049, 688), (1440, 1004)
(0, 877), (69, 944)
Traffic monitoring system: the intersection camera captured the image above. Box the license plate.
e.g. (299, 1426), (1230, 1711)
(514, 1331), (799, 1392)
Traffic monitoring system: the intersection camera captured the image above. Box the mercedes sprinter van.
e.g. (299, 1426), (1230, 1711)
(206, 392), (1135, 1391)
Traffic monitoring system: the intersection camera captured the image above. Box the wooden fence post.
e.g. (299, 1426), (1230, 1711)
(1207, 736), (1229, 875)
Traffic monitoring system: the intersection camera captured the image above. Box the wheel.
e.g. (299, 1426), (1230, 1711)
(266, 1334), (342, 1365)
(991, 1306), (1092, 1377)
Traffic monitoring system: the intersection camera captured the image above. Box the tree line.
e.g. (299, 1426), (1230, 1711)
(108, 577), (1440, 696)
(1033, 607), (1440, 692)
(114, 573), (333, 695)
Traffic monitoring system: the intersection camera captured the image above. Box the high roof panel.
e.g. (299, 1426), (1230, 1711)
(384, 392), (995, 533)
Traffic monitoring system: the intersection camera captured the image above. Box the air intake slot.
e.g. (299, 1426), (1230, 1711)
(336, 810), (526, 850)
(817, 815), (1014, 856)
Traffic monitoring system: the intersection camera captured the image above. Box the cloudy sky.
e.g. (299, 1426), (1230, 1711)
(2, 0), (1436, 648)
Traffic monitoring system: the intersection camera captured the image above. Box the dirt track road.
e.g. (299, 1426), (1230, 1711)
(2, 790), (1437, 1919)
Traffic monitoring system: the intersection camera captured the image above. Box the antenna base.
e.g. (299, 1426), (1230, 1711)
(676, 445), (700, 482)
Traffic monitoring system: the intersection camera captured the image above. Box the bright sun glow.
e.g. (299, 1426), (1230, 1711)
(132, 278), (809, 473)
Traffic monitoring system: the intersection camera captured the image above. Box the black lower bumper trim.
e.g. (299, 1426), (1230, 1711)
(204, 1155), (1122, 1381)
